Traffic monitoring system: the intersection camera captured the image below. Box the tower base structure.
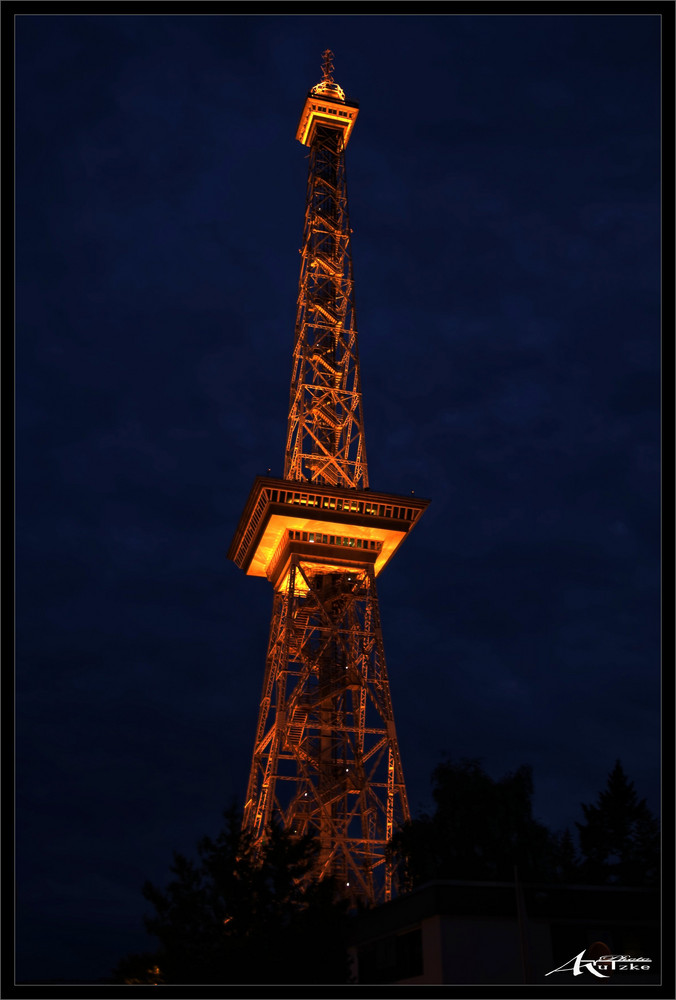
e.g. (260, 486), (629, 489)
(229, 478), (429, 903)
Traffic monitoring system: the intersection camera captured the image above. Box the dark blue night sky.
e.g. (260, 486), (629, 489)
(15, 12), (661, 983)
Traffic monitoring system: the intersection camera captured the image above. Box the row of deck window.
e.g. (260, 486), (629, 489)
(314, 105), (352, 118)
(288, 530), (381, 551)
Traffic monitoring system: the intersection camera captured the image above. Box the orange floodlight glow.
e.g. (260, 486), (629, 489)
(295, 91), (359, 148)
(247, 514), (405, 581)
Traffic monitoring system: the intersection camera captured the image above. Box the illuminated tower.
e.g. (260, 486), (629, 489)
(228, 51), (428, 904)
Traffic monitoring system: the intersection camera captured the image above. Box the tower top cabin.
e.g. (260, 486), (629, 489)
(296, 50), (359, 149)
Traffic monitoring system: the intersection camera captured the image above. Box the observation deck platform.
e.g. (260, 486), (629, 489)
(228, 476), (429, 589)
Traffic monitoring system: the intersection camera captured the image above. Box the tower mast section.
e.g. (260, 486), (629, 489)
(285, 50), (367, 489)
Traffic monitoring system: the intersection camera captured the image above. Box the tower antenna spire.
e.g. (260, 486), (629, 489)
(229, 56), (429, 907)
(321, 48), (334, 83)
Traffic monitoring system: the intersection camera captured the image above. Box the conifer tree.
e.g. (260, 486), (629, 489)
(575, 760), (659, 886)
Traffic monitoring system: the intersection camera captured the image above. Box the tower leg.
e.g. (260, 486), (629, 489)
(242, 557), (409, 904)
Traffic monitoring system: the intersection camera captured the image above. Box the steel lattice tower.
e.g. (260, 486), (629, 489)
(228, 52), (429, 905)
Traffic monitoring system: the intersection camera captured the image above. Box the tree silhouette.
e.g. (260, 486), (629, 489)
(551, 827), (581, 884)
(390, 758), (561, 888)
(390, 757), (659, 893)
(576, 760), (660, 887)
(112, 806), (351, 984)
